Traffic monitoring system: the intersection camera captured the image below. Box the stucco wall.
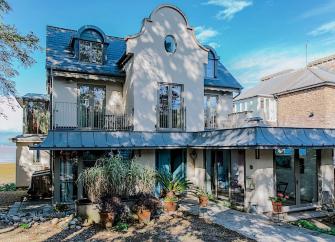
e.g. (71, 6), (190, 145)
(52, 77), (124, 127)
(134, 149), (156, 168)
(277, 86), (335, 128)
(245, 149), (274, 213)
(126, 6), (208, 131)
(16, 142), (49, 187)
(321, 149), (335, 198)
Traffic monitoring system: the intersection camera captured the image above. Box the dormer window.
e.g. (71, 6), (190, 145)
(75, 26), (106, 65)
(206, 50), (216, 78)
(79, 40), (103, 64)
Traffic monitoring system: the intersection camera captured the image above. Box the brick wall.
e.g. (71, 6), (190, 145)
(277, 85), (335, 128)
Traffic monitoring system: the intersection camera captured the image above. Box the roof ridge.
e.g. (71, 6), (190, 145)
(47, 25), (125, 40)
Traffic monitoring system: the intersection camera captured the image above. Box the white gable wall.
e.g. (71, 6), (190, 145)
(126, 6), (208, 131)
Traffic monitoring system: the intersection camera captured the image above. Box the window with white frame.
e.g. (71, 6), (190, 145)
(204, 94), (219, 129)
(158, 83), (184, 129)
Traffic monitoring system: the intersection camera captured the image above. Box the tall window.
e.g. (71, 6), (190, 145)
(79, 40), (103, 64)
(158, 83), (184, 130)
(204, 94), (219, 129)
(78, 84), (106, 128)
(33, 150), (40, 163)
(206, 51), (215, 78)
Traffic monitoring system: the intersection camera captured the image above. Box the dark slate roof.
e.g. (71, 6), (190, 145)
(22, 93), (49, 101)
(46, 26), (126, 77)
(31, 127), (335, 150)
(204, 61), (243, 90)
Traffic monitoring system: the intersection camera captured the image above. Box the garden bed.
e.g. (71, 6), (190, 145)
(0, 212), (254, 242)
(291, 215), (335, 236)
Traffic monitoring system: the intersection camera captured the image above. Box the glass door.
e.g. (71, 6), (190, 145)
(204, 95), (219, 129)
(298, 149), (318, 204)
(275, 148), (319, 206)
(275, 149), (296, 205)
(78, 85), (105, 129)
(158, 83), (184, 130)
(215, 150), (230, 197)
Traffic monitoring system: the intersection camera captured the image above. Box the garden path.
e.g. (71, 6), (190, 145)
(180, 199), (335, 242)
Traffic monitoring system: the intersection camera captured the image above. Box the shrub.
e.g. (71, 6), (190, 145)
(0, 183), (16, 192)
(78, 156), (157, 202)
(132, 194), (161, 213)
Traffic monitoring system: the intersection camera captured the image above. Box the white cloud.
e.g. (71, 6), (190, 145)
(300, 2), (335, 19)
(195, 26), (219, 42)
(195, 26), (220, 49)
(0, 96), (22, 132)
(229, 45), (335, 88)
(207, 42), (221, 49)
(309, 21), (335, 36)
(206, 0), (253, 20)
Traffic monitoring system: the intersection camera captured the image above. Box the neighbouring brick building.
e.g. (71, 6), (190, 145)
(277, 85), (335, 128)
(234, 61), (335, 128)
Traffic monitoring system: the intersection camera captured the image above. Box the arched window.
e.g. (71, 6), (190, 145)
(206, 51), (215, 78)
(79, 29), (104, 64)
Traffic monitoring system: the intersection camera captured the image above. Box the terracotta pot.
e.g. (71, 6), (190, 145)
(137, 209), (151, 223)
(164, 201), (177, 212)
(199, 195), (209, 207)
(272, 201), (282, 213)
(166, 191), (175, 198)
(100, 211), (115, 229)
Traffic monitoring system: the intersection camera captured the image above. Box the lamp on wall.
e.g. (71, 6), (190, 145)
(255, 149), (260, 160)
(190, 149), (197, 160)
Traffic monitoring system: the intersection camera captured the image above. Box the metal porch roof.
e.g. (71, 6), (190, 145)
(31, 127), (335, 150)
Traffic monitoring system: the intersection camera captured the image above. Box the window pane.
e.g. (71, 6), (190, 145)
(206, 59), (215, 78)
(164, 35), (177, 53)
(79, 40), (103, 64)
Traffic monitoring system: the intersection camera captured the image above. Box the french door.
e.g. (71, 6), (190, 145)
(78, 84), (106, 129)
(275, 148), (319, 206)
(158, 83), (184, 130)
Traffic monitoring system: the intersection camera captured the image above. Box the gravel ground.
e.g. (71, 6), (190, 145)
(0, 213), (254, 242)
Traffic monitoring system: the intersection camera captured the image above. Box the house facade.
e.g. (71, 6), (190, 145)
(34, 5), (335, 214)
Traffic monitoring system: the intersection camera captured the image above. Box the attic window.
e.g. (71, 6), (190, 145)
(164, 35), (177, 53)
(79, 40), (103, 64)
(206, 51), (216, 78)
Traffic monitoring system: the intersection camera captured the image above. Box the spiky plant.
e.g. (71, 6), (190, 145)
(157, 171), (191, 197)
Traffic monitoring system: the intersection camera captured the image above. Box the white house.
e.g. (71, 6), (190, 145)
(33, 5), (335, 214)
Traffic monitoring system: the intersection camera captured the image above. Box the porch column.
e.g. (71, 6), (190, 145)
(320, 149), (335, 203)
(245, 149), (274, 213)
(77, 158), (84, 200)
(53, 152), (60, 203)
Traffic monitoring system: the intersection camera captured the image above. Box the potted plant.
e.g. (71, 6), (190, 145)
(163, 196), (178, 212)
(193, 186), (210, 207)
(98, 196), (125, 229)
(157, 172), (191, 198)
(133, 195), (161, 224)
(269, 193), (289, 213)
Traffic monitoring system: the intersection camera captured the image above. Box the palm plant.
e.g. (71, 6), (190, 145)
(157, 171), (191, 197)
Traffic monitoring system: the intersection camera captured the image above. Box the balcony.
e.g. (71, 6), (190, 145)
(53, 102), (133, 131)
(157, 106), (186, 131)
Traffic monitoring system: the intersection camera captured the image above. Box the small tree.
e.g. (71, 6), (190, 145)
(0, 0), (40, 118)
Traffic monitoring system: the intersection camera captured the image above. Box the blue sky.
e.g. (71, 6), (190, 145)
(5, 0), (335, 95)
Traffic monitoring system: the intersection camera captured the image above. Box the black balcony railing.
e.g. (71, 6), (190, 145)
(53, 102), (133, 131)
